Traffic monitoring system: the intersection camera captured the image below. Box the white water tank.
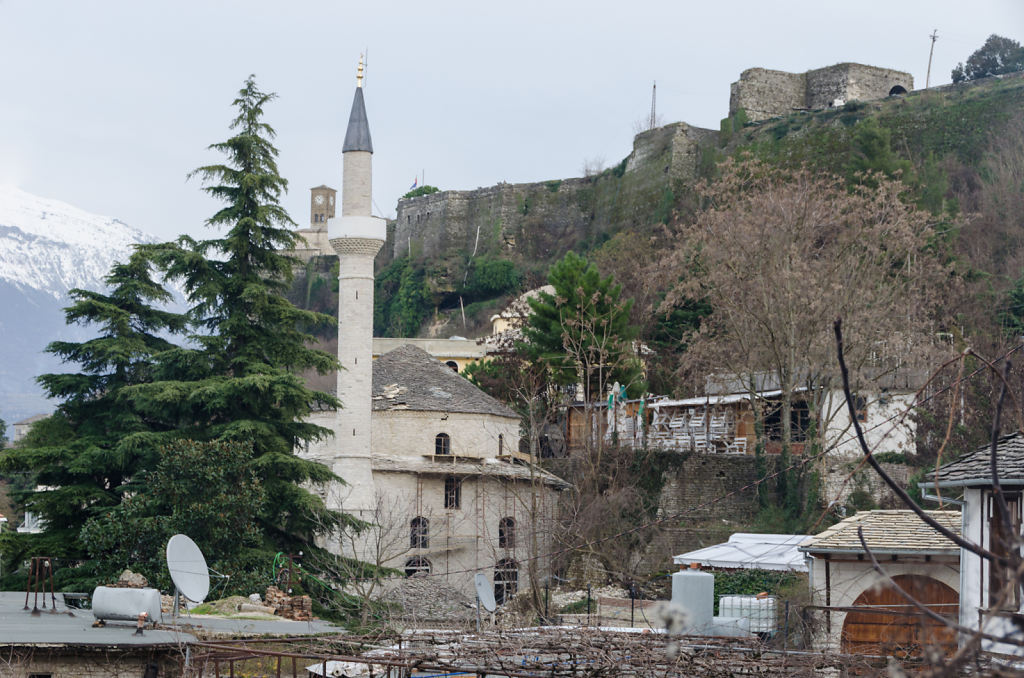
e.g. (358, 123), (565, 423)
(718, 594), (778, 634)
(671, 564), (713, 634)
(92, 586), (162, 623)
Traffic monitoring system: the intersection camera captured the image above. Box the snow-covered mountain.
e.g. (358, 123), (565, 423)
(0, 186), (160, 427)
(0, 186), (155, 299)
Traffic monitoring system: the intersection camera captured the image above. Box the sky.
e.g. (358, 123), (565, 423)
(1, 0), (1021, 242)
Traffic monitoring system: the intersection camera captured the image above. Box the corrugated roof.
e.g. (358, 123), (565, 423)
(799, 510), (961, 555)
(921, 431), (1024, 488)
(372, 344), (517, 418)
(342, 87), (373, 153)
(673, 533), (809, 572)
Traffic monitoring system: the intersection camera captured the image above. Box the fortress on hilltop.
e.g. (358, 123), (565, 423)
(290, 61), (915, 263)
(729, 63), (913, 122)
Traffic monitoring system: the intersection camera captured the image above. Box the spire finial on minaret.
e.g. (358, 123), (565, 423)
(357, 54), (364, 88)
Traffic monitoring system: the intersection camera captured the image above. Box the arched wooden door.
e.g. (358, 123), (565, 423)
(842, 574), (958, 657)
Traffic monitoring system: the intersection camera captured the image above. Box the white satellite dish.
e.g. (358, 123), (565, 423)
(474, 572), (496, 612)
(166, 534), (210, 604)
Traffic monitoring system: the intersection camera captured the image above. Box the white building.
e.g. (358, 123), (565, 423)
(302, 62), (567, 603)
(799, 510), (960, 656)
(920, 432), (1024, 658)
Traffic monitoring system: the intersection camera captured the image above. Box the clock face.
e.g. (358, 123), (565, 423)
(314, 194), (325, 206)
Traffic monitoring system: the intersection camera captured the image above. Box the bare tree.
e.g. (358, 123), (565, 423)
(662, 158), (955, 458)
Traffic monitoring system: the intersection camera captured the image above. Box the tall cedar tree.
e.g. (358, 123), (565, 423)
(0, 249), (185, 584)
(521, 251), (641, 401)
(132, 77), (353, 544)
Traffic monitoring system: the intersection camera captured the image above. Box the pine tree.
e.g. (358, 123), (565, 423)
(521, 251), (641, 402)
(134, 76), (352, 544)
(0, 249), (184, 585)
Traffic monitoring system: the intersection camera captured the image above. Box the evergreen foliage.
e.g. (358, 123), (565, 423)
(402, 185), (440, 200)
(521, 251), (643, 400)
(0, 249), (184, 583)
(844, 118), (913, 187)
(460, 256), (521, 303)
(133, 76), (348, 542)
(80, 440), (265, 594)
(1, 76), (356, 590)
(952, 34), (1024, 83)
(374, 257), (432, 336)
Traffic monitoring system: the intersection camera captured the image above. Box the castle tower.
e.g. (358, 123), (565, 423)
(310, 185), (336, 232)
(327, 57), (385, 514)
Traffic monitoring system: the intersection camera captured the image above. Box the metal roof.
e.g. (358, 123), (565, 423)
(799, 510), (961, 556)
(342, 87), (373, 153)
(919, 431), (1024, 489)
(673, 533), (809, 572)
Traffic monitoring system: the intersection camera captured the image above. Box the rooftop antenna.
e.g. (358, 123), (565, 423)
(926, 30), (938, 89)
(649, 81), (657, 131)
(166, 534), (211, 623)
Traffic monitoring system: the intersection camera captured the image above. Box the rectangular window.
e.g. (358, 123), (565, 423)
(444, 476), (461, 509)
(988, 493), (1022, 609)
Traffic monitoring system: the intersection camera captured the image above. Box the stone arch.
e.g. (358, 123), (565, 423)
(404, 557), (431, 577)
(841, 574), (957, 657)
(888, 85), (908, 96)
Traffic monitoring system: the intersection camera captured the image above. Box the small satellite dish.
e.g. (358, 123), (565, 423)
(166, 534), (210, 603)
(474, 572), (496, 612)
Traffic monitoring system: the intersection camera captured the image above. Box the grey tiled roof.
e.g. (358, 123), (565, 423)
(342, 87), (373, 153)
(799, 510), (961, 555)
(372, 344), (518, 418)
(371, 454), (571, 490)
(921, 431), (1024, 488)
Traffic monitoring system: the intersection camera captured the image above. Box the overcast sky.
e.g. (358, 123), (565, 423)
(1, 1), (1021, 241)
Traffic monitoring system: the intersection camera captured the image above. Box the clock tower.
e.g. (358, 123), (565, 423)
(310, 185), (336, 232)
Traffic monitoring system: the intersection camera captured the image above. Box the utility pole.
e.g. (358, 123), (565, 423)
(649, 81), (657, 131)
(926, 30), (938, 89)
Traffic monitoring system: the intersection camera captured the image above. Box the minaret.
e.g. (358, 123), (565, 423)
(328, 56), (385, 515)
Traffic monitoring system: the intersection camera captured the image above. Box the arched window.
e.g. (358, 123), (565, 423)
(445, 360), (459, 372)
(405, 557), (431, 577)
(494, 558), (518, 605)
(410, 516), (429, 549)
(498, 517), (515, 549)
(444, 476), (461, 509)
(498, 434), (504, 456)
(435, 432), (451, 455)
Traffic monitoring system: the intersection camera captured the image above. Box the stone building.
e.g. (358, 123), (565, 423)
(730, 63), (914, 122)
(302, 62), (567, 603)
(290, 185), (336, 261)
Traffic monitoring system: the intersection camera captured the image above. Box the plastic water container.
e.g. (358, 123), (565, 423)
(671, 564), (714, 633)
(718, 594), (777, 634)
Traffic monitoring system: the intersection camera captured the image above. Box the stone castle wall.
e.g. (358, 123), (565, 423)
(730, 63), (914, 122)
(389, 122), (715, 264)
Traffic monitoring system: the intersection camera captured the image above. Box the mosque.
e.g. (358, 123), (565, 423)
(300, 61), (567, 603)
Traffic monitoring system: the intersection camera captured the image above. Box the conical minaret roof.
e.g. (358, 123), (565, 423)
(342, 86), (373, 153)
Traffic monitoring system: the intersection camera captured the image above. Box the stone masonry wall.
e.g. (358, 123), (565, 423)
(730, 63), (914, 122)
(729, 68), (806, 122)
(389, 122), (715, 265)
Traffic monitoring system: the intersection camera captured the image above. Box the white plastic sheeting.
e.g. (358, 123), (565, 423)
(673, 533), (809, 572)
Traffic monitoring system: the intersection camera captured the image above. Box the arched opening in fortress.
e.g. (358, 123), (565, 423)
(888, 85), (908, 96)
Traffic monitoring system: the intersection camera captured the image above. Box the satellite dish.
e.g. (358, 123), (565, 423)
(166, 534), (210, 603)
(474, 572), (496, 612)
